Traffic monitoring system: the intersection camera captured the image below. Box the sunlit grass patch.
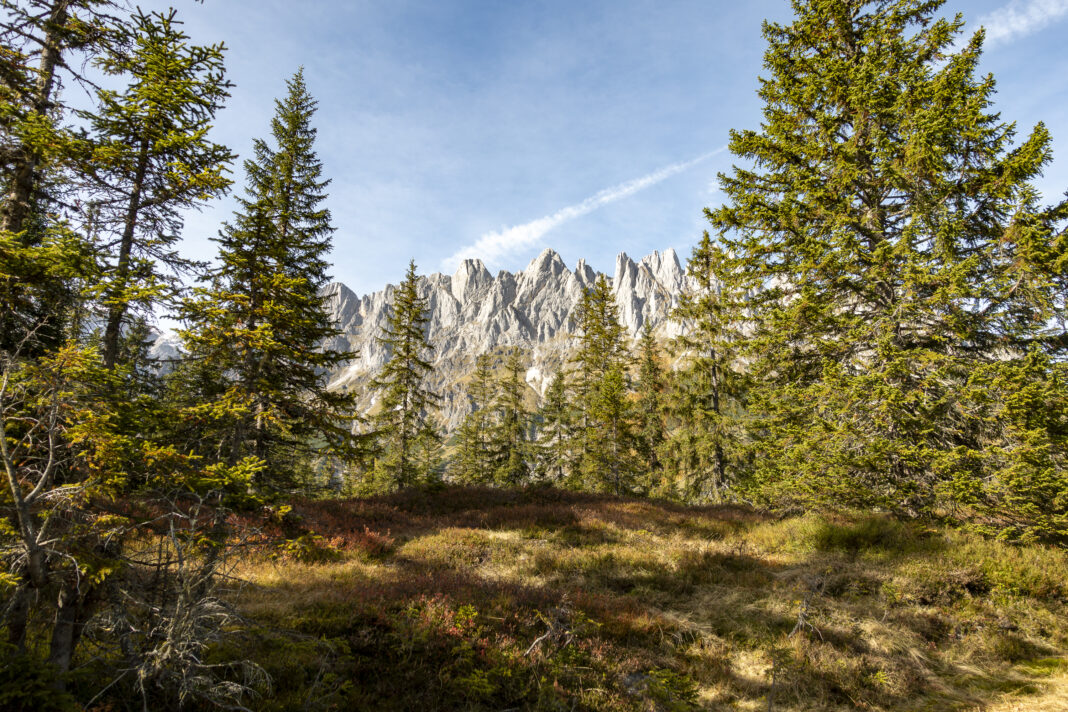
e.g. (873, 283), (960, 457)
(224, 486), (1067, 711)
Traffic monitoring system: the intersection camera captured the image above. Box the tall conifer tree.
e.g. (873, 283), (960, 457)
(587, 363), (635, 495)
(369, 260), (438, 490)
(1, 5), (269, 700)
(708, 0), (1067, 529)
(0, 0), (128, 356)
(0, 0), (128, 237)
(668, 232), (750, 500)
(633, 323), (666, 494)
(573, 275), (636, 493)
(82, 9), (233, 369)
(491, 347), (531, 486)
(534, 369), (575, 485)
(454, 353), (496, 484)
(179, 69), (356, 488)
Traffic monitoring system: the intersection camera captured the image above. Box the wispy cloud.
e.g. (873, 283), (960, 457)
(977, 0), (1068, 47)
(442, 148), (725, 271)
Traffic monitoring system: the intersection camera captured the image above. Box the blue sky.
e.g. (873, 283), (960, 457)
(140, 0), (1068, 296)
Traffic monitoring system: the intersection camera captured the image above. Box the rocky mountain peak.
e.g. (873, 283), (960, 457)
(451, 258), (492, 303)
(325, 247), (691, 430)
(524, 248), (567, 280)
(574, 258), (596, 288)
(640, 248), (685, 293)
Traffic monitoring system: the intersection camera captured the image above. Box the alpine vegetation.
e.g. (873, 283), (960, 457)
(2, 1), (1066, 710)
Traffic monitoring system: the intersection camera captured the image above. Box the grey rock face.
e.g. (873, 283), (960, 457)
(324, 247), (688, 431)
(146, 330), (184, 375)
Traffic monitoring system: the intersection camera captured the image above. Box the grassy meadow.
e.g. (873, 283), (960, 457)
(218, 487), (1068, 711)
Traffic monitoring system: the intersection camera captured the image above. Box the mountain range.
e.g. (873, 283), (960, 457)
(321, 247), (692, 431)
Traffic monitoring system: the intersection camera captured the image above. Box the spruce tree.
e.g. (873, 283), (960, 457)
(573, 275), (635, 493)
(709, 0), (1067, 528)
(414, 418), (445, 484)
(369, 259), (438, 490)
(179, 69), (356, 488)
(633, 323), (666, 494)
(575, 275), (628, 382)
(491, 347), (531, 486)
(534, 369), (575, 485)
(586, 362), (635, 495)
(453, 353), (496, 484)
(655, 369), (701, 501)
(1, 5), (269, 699)
(668, 232), (750, 501)
(0, 0), (128, 237)
(81, 9), (233, 369)
(0, 0), (128, 356)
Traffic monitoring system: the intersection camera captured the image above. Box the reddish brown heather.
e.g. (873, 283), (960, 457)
(227, 486), (1068, 712)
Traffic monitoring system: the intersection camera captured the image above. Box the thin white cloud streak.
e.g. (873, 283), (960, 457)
(977, 0), (1068, 47)
(442, 147), (726, 271)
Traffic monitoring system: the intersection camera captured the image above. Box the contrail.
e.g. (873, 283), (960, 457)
(442, 147), (725, 271)
(978, 0), (1068, 48)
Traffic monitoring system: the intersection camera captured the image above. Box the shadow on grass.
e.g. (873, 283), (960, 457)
(239, 556), (706, 711)
(290, 485), (758, 543)
(228, 486), (1065, 712)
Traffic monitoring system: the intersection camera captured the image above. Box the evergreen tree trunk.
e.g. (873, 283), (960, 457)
(102, 140), (150, 369)
(5, 585), (31, 649)
(47, 581), (98, 689)
(711, 354), (724, 499)
(47, 587), (79, 684)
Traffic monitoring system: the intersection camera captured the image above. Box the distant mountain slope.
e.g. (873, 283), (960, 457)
(322, 248), (690, 431)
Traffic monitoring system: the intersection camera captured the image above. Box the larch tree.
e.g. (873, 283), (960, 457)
(708, 0), (1068, 533)
(369, 259), (439, 490)
(179, 69), (357, 489)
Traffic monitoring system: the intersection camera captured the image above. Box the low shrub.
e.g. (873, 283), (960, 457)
(0, 647), (77, 712)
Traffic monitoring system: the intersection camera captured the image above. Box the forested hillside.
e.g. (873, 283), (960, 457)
(1, 0), (1066, 710)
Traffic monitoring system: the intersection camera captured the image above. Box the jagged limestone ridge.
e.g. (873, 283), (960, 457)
(322, 247), (689, 431)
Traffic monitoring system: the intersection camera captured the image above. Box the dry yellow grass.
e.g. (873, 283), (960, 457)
(226, 486), (1068, 711)
(971, 666), (1068, 711)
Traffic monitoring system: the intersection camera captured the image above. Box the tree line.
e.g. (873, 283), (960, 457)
(1, 0), (1066, 708)
(358, 0), (1068, 548)
(1, 1), (356, 707)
